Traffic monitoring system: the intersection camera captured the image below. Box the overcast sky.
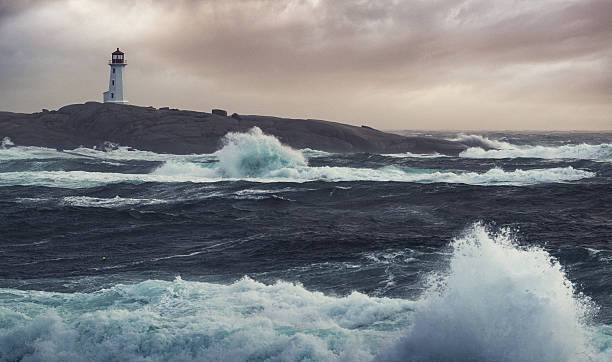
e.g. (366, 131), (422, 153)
(0, 0), (610, 130)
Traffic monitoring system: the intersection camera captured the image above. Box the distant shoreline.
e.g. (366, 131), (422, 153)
(0, 102), (471, 155)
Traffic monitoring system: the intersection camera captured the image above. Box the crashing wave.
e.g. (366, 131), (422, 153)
(0, 130), (599, 187)
(450, 134), (612, 160)
(0, 277), (411, 362)
(215, 127), (307, 177)
(1, 223), (609, 361)
(379, 223), (607, 362)
(1, 143), (596, 187)
(150, 128), (596, 186)
(449, 134), (514, 150)
(461, 143), (612, 160)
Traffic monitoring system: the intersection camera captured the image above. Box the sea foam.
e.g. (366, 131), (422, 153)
(449, 134), (514, 150)
(1, 223), (610, 361)
(216, 127), (307, 177)
(380, 223), (606, 362)
(0, 277), (411, 362)
(61, 196), (167, 208)
(151, 128), (594, 186)
(0, 130), (599, 187)
(452, 134), (612, 160)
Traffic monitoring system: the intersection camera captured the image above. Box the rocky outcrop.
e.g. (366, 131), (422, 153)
(0, 102), (468, 155)
(212, 109), (228, 117)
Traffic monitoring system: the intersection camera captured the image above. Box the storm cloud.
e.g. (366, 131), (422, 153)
(1, 0), (610, 130)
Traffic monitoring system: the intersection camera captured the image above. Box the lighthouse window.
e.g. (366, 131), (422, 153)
(111, 93), (114, 98)
(112, 80), (114, 86)
(113, 68), (115, 74)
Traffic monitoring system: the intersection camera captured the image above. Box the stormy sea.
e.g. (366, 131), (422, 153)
(1, 128), (611, 362)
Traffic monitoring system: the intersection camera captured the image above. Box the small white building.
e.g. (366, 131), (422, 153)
(103, 48), (127, 104)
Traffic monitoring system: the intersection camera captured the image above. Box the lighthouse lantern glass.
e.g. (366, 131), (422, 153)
(111, 50), (124, 64)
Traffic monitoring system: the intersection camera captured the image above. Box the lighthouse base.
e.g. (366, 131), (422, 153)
(103, 91), (128, 104)
(104, 100), (129, 104)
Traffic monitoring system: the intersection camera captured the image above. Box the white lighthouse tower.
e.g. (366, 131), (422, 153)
(103, 48), (127, 104)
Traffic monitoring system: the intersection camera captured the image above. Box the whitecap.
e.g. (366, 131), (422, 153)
(0, 277), (412, 362)
(0, 129), (599, 187)
(455, 137), (612, 160)
(449, 134), (515, 150)
(61, 196), (167, 208)
(379, 223), (608, 362)
(0, 164), (594, 188)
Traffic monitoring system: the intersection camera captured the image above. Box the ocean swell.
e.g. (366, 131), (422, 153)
(0, 130), (600, 187)
(150, 128), (595, 186)
(149, 163), (596, 186)
(0, 166), (593, 188)
(1, 223), (610, 361)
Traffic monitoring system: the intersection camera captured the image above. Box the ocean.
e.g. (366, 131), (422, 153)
(0, 128), (611, 361)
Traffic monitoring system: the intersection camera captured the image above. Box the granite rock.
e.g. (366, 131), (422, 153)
(0, 102), (468, 155)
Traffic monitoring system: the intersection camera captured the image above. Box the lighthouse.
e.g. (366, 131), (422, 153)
(103, 48), (127, 104)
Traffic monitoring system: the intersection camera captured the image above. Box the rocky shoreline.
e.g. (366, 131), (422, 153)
(0, 102), (468, 155)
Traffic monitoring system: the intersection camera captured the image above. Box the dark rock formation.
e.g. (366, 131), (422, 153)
(361, 125), (379, 131)
(0, 102), (468, 155)
(212, 109), (228, 117)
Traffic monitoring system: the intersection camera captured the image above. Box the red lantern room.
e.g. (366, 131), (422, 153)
(111, 48), (125, 64)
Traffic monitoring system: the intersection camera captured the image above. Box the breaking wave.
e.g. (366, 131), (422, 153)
(0, 138), (213, 162)
(0, 130), (599, 187)
(0, 144), (78, 161)
(0, 277), (411, 362)
(144, 163), (595, 187)
(453, 134), (612, 160)
(216, 127), (307, 177)
(0, 128), (596, 187)
(61, 196), (167, 208)
(449, 134), (513, 150)
(1, 223), (609, 361)
(380, 223), (609, 362)
(150, 128), (595, 186)
(2, 166), (593, 188)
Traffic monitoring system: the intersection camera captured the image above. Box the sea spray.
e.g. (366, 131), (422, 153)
(449, 134), (514, 150)
(150, 129), (595, 185)
(150, 127), (307, 179)
(1, 225), (608, 361)
(0, 130), (599, 186)
(216, 127), (307, 177)
(379, 223), (600, 362)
